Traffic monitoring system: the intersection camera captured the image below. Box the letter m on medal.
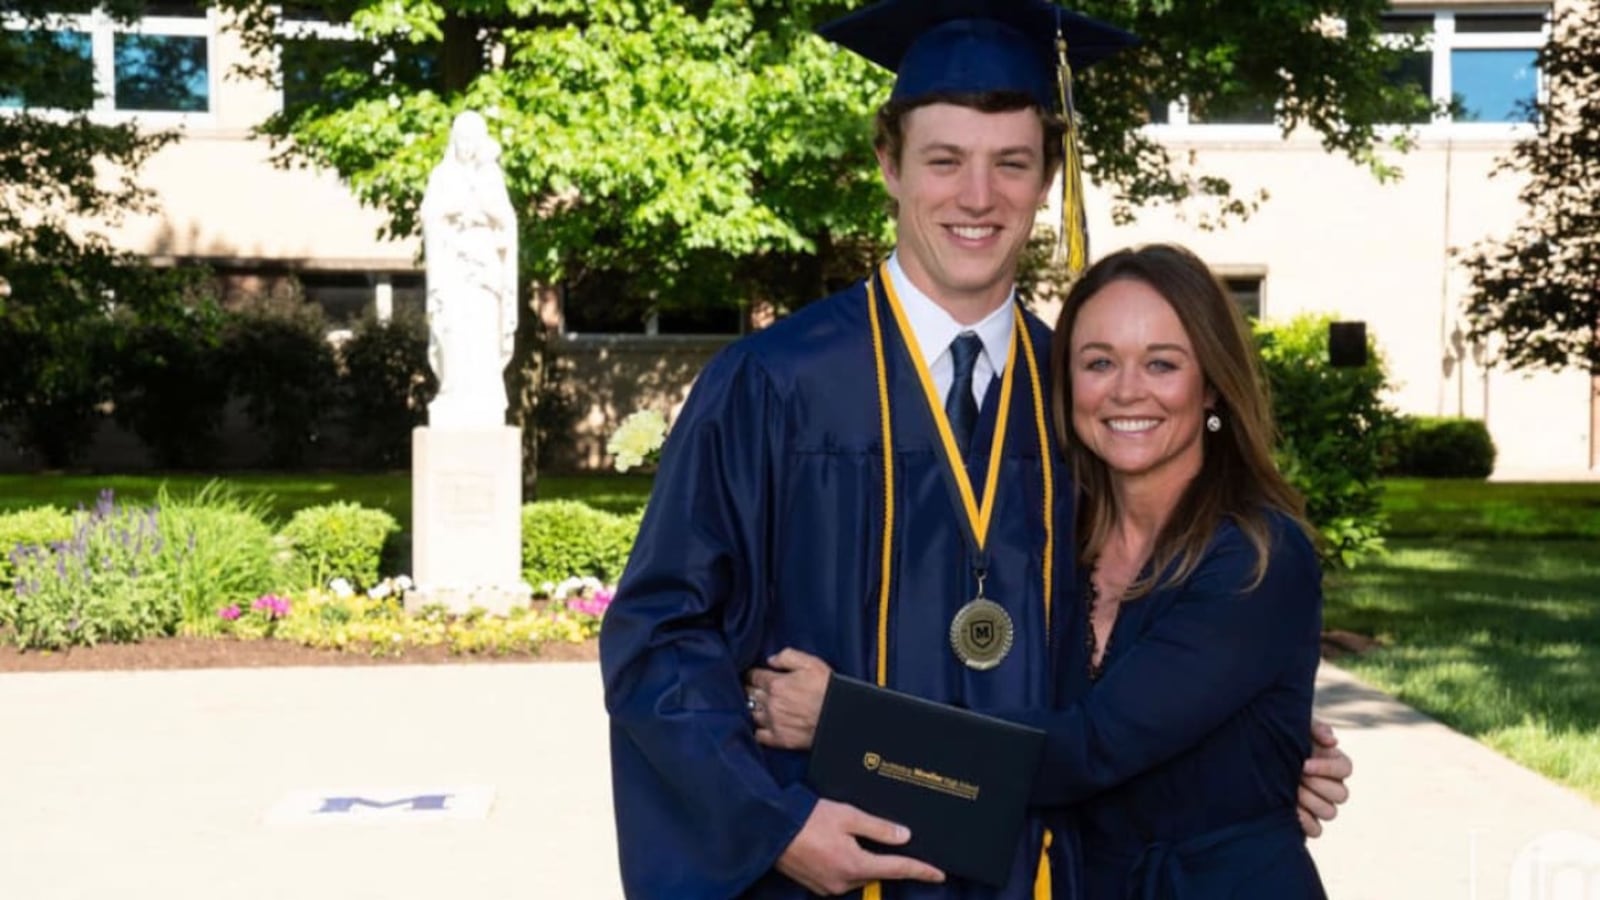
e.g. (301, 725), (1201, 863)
(968, 620), (994, 649)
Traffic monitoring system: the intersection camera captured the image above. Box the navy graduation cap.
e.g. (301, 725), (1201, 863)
(817, 0), (1138, 274)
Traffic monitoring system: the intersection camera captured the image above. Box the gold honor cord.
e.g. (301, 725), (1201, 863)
(865, 263), (1057, 663)
(866, 276), (896, 689)
(1016, 312), (1055, 636)
(862, 269), (1058, 900)
(877, 264), (1017, 548)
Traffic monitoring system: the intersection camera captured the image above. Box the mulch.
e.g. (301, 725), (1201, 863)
(1320, 629), (1383, 661)
(0, 635), (601, 673)
(0, 629), (1377, 674)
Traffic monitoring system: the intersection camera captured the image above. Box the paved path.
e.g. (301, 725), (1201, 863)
(1, 661), (1597, 899)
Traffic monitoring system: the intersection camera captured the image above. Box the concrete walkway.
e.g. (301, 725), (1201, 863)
(0, 661), (1596, 899)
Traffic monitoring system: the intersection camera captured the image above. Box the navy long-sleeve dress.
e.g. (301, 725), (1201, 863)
(1009, 511), (1327, 899)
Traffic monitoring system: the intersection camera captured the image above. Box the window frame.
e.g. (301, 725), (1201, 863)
(1427, 9), (1547, 131)
(1141, 4), (1549, 144)
(0, 5), (217, 125)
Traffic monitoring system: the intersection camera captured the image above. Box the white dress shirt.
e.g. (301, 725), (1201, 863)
(885, 252), (1015, 408)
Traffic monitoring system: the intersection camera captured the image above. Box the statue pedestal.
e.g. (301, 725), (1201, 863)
(407, 425), (531, 616)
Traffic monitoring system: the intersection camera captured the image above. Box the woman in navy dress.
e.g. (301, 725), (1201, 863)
(751, 243), (1328, 898)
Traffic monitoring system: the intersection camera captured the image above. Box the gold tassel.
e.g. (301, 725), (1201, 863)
(1055, 29), (1088, 277)
(1033, 828), (1054, 899)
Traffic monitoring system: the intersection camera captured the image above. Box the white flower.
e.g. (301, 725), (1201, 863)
(552, 575), (605, 600)
(607, 409), (668, 473)
(395, 575), (414, 591)
(369, 581), (393, 600)
(329, 577), (355, 598)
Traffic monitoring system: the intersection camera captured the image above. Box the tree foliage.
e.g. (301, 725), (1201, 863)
(0, 1), (206, 465)
(0, 2), (177, 246)
(1462, 2), (1600, 373)
(217, 0), (1429, 315)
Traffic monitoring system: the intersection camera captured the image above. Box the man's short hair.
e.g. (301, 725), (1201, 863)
(873, 91), (1067, 179)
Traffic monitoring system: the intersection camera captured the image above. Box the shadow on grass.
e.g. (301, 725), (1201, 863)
(1314, 672), (1451, 729)
(1326, 538), (1600, 736)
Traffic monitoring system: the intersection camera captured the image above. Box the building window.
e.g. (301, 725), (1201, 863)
(1187, 94), (1276, 126)
(1381, 7), (1547, 125)
(280, 36), (382, 116)
(1150, 95), (1279, 129)
(1449, 47), (1538, 122)
(0, 3), (212, 115)
(0, 28), (94, 109)
(1143, 6), (1547, 132)
(276, 16), (441, 115)
(114, 32), (208, 111)
(1223, 275), (1264, 320)
(560, 277), (744, 337)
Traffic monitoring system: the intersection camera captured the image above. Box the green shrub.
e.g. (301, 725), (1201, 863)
(1256, 314), (1401, 568)
(222, 299), (340, 468)
(339, 312), (437, 468)
(0, 506), (74, 595)
(152, 483), (280, 635)
(522, 500), (640, 587)
(0, 300), (116, 467)
(278, 502), (401, 590)
(1389, 416), (1497, 478)
(109, 303), (230, 468)
(1, 492), (178, 650)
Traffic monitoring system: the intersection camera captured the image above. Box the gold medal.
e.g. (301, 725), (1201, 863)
(949, 597), (1014, 671)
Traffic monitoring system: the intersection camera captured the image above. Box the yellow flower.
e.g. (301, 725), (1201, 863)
(607, 409), (668, 473)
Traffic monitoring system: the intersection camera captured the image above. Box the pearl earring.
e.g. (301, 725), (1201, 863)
(1206, 412), (1222, 433)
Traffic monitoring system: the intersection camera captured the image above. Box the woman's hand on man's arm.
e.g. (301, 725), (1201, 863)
(746, 648), (833, 751)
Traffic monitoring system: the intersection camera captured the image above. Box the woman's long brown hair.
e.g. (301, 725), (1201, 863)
(1050, 243), (1315, 595)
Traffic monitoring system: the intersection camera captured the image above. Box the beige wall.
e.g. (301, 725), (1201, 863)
(1077, 128), (1594, 479)
(100, 7), (418, 269)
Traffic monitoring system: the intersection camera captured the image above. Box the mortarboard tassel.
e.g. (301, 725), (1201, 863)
(1055, 26), (1089, 277)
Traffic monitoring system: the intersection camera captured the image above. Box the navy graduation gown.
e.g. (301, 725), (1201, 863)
(600, 280), (1077, 899)
(1017, 511), (1327, 899)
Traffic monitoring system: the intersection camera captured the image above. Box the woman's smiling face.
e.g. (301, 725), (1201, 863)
(1070, 277), (1215, 487)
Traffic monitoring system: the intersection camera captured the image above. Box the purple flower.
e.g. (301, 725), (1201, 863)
(218, 604), (242, 621)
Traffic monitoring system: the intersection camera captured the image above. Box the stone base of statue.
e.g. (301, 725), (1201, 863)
(406, 425), (531, 617)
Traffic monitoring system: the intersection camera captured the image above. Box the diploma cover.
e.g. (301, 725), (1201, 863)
(806, 675), (1045, 887)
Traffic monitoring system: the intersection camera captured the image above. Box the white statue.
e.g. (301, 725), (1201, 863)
(420, 111), (519, 429)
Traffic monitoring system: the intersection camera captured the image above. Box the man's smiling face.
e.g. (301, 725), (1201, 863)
(879, 102), (1052, 322)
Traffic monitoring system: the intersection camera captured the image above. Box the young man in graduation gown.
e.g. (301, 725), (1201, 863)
(600, 2), (1349, 898)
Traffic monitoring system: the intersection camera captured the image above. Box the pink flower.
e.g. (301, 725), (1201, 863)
(569, 588), (614, 618)
(252, 594), (291, 619)
(218, 604), (242, 621)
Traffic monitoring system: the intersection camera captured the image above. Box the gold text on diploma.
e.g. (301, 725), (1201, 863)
(860, 752), (981, 801)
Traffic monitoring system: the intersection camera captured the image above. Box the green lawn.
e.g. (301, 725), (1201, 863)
(1382, 477), (1600, 539)
(0, 471), (655, 523)
(1327, 478), (1600, 800)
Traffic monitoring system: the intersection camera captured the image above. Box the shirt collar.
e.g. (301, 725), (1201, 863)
(886, 252), (1014, 373)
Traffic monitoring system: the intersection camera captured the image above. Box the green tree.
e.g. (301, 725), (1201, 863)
(1462, 3), (1600, 372)
(0, 1), (204, 466)
(216, 0), (1429, 485)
